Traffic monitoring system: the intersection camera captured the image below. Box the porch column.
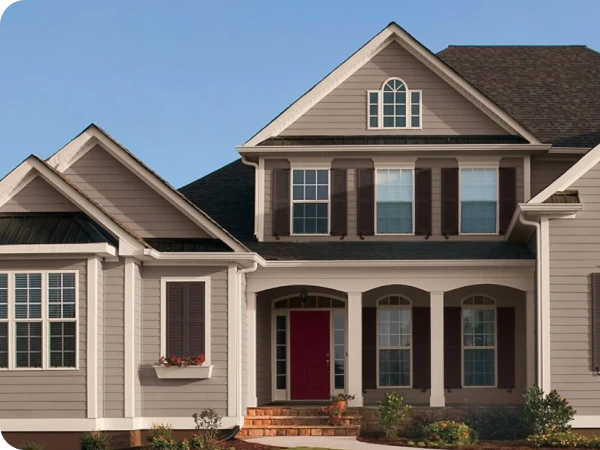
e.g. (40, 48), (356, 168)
(347, 292), (363, 407)
(526, 291), (535, 388)
(247, 291), (258, 407)
(430, 291), (445, 407)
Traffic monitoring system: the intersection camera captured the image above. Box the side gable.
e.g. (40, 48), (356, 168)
(63, 145), (209, 239)
(0, 176), (78, 213)
(281, 41), (508, 137)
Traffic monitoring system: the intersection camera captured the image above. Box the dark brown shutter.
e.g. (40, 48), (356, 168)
(593, 274), (600, 372)
(497, 307), (516, 389)
(166, 282), (206, 357)
(330, 169), (348, 236)
(272, 168), (290, 236)
(499, 167), (517, 235)
(415, 168), (432, 236)
(412, 307), (431, 389)
(362, 307), (377, 389)
(357, 168), (375, 236)
(441, 168), (459, 236)
(444, 307), (462, 389)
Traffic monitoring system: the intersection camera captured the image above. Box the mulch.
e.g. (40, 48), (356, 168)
(124, 441), (281, 450)
(358, 435), (580, 450)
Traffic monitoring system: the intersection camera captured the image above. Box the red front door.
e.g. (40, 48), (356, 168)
(290, 310), (331, 400)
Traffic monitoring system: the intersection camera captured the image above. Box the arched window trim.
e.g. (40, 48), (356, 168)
(367, 77), (423, 130)
(272, 292), (347, 310)
(376, 294), (413, 388)
(461, 294), (498, 388)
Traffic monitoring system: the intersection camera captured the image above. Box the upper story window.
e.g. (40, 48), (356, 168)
(460, 168), (498, 234)
(368, 78), (422, 129)
(376, 168), (414, 234)
(292, 169), (329, 235)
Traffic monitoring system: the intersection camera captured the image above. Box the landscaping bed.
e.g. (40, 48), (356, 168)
(359, 435), (567, 450)
(123, 441), (281, 450)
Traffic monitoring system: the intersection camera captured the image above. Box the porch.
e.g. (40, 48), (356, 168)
(245, 262), (536, 409)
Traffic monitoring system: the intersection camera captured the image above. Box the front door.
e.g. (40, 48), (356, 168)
(290, 310), (330, 400)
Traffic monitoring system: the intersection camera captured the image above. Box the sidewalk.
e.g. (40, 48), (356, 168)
(246, 436), (413, 449)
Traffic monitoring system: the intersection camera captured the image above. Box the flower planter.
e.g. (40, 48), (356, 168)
(154, 365), (213, 380)
(329, 416), (343, 426)
(331, 400), (347, 412)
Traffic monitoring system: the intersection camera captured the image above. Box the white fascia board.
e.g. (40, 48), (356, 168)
(262, 259), (534, 268)
(50, 126), (249, 253)
(505, 203), (583, 239)
(238, 144), (551, 155)
(242, 23), (541, 147)
(0, 243), (117, 257)
(143, 250), (266, 266)
(530, 141), (600, 203)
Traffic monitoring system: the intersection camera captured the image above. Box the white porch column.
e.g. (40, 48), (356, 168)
(526, 291), (536, 388)
(247, 291), (258, 407)
(430, 291), (445, 407)
(347, 292), (363, 407)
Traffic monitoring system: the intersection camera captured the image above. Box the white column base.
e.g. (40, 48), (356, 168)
(347, 292), (363, 407)
(430, 291), (445, 408)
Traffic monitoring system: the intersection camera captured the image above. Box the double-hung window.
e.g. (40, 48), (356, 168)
(378, 296), (412, 387)
(376, 168), (414, 234)
(368, 78), (422, 129)
(2, 271), (78, 370)
(292, 169), (329, 235)
(462, 295), (496, 387)
(460, 168), (498, 234)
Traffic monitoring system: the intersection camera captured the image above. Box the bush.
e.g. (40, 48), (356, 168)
(407, 409), (458, 439)
(463, 407), (527, 440)
(147, 423), (174, 443)
(378, 393), (411, 439)
(80, 431), (111, 450)
(523, 386), (576, 436)
(192, 409), (222, 450)
(527, 431), (600, 448)
(178, 439), (191, 450)
(420, 421), (476, 447)
(20, 443), (45, 450)
(148, 436), (178, 450)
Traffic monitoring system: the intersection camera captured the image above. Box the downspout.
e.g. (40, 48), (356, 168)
(518, 213), (542, 387)
(241, 157), (259, 240)
(236, 262), (259, 425)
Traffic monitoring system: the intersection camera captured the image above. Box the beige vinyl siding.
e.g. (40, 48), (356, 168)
(548, 161), (600, 414)
(97, 260), (104, 418)
(531, 155), (580, 197)
(0, 176), (78, 213)
(0, 260), (87, 419)
(103, 261), (125, 418)
(140, 266), (229, 417)
(281, 41), (508, 136)
(63, 146), (209, 238)
(134, 263), (142, 417)
(263, 157), (522, 242)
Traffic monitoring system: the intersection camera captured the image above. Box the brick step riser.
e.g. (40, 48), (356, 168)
(238, 427), (360, 438)
(246, 408), (360, 417)
(244, 417), (361, 427)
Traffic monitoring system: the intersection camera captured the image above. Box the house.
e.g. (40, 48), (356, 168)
(1, 21), (600, 445)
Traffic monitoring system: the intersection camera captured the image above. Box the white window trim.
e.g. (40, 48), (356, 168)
(367, 78), (423, 130)
(374, 167), (416, 236)
(458, 167), (500, 236)
(461, 295), (498, 388)
(290, 168), (331, 236)
(0, 270), (79, 371)
(160, 277), (212, 366)
(376, 296), (413, 388)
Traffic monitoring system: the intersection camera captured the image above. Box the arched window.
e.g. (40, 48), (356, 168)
(367, 78), (422, 129)
(377, 295), (412, 387)
(462, 295), (496, 387)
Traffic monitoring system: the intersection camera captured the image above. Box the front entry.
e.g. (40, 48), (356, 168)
(290, 310), (330, 400)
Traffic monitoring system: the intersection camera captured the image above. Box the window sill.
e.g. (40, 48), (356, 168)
(154, 364), (213, 380)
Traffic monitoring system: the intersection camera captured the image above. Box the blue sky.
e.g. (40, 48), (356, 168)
(0, 0), (599, 187)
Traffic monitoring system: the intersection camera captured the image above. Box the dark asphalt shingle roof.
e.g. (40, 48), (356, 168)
(438, 45), (600, 148)
(0, 213), (117, 246)
(544, 191), (581, 204)
(145, 238), (233, 252)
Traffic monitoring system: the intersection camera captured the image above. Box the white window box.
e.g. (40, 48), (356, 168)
(154, 365), (214, 379)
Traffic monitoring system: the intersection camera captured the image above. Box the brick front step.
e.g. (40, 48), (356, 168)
(244, 416), (361, 427)
(246, 407), (360, 417)
(237, 425), (360, 437)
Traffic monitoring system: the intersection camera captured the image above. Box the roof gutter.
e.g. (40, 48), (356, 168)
(238, 144), (552, 154)
(142, 249), (267, 266)
(505, 202), (583, 238)
(261, 259), (534, 268)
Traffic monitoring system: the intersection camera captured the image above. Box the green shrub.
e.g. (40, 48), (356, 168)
(178, 439), (191, 450)
(148, 435), (178, 450)
(463, 407), (527, 440)
(80, 431), (111, 450)
(407, 409), (457, 439)
(378, 393), (411, 439)
(147, 423), (174, 443)
(527, 431), (600, 448)
(420, 421), (476, 447)
(192, 409), (222, 450)
(523, 386), (576, 435)
(20, 443), (46, 450)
